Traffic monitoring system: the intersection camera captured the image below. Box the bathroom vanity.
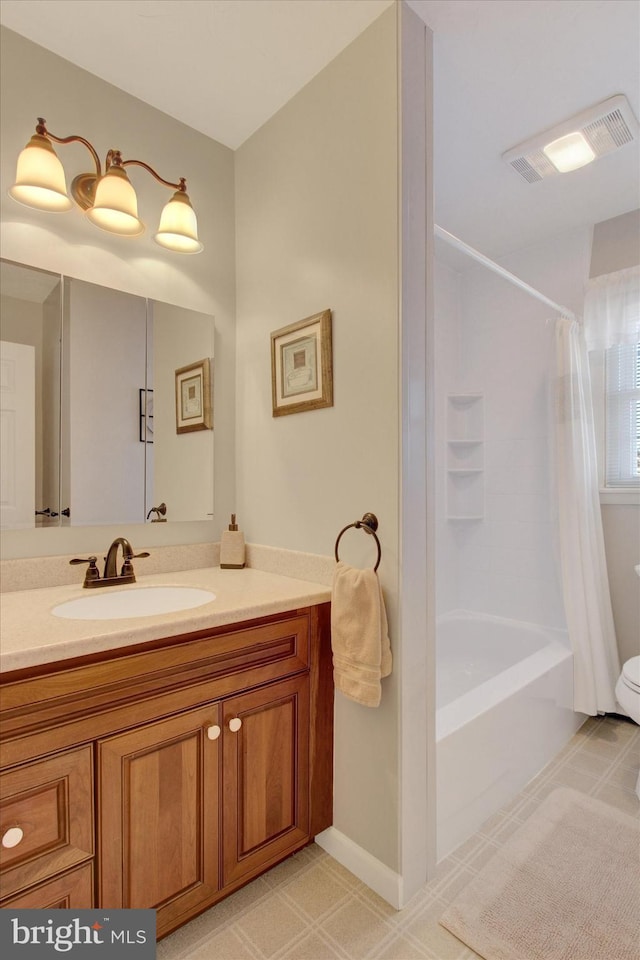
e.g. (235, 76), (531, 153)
(0, 568), (333, 939)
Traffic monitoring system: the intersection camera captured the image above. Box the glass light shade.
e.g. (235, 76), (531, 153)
(9, 134), (72, 211)
(154, 190), (203, 254)
(86, 166), (144, 236)
(543, 131), (596, 173)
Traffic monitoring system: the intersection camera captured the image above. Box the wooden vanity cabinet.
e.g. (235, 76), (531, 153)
(0, 603), (333, 938)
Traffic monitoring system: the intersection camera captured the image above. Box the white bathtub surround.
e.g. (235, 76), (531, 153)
(434, 245), (569, 629)
(433, 233), (622, 861)
(555, 318), (621, 714)
(436, 611), (584, 859)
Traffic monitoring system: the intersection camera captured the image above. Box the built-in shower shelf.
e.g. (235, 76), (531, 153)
(447, 394), (484, 439)
(446, 441), (484, 469)
(446, 394), (484, 519)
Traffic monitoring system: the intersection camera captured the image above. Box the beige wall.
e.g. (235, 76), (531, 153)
(235, 8), (401, 871)
(590, 208), (640, 278)
(602, 505), (640, 665)
(0, 26), (236, 555)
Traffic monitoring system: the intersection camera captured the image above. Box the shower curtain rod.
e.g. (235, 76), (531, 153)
(434, 225), (577, 321)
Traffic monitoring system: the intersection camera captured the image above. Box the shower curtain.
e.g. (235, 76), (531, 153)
(555, 317), (620, 715)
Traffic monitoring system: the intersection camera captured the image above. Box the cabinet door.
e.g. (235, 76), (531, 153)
(222, 674), (309, 887)
(98, 704), (220, 934)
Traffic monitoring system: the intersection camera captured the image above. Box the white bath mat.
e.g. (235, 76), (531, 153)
(439, 787), (640, 960)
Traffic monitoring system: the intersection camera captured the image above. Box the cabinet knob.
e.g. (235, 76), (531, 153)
(228, 717), (242, 733)
(206, 724), (221, 741)
(2, 826), (24, 849)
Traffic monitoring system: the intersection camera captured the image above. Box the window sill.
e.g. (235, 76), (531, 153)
(599, 489), (640, 506)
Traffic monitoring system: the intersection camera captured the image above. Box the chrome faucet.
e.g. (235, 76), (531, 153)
(70, 538), (150, 588)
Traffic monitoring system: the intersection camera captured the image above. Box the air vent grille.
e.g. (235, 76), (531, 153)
(583, 108), (634, 154)
(509, 151), (558, 183)
(503, 95), (638, 184)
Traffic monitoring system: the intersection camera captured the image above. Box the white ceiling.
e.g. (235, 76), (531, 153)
(1, 0), (638, 258)
(0, 0), (394, 149)
(409, 0), (640, 257)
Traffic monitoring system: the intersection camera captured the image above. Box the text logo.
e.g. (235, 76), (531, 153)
(0, 909), (156, 958)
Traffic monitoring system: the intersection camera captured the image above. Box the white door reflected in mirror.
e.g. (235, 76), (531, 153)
(0, 341), (35, 529)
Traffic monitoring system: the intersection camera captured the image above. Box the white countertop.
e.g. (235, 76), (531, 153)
(0, 566), (331, 673)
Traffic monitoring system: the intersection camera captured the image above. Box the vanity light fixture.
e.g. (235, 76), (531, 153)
(502, 94), (639, 184)
(9, 118), (203, 254)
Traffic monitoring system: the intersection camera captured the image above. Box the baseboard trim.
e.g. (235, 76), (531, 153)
(315, 826), (403, 909)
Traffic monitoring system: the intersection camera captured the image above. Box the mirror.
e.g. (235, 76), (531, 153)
(1, 260), (62, 530)
(0, 260), (214, 530)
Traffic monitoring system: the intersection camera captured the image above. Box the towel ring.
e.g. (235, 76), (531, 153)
(334, 512), (381, 572)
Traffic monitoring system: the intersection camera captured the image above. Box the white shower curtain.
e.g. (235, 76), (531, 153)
(583, 265), (640, 350)
(555, 317), (620, 715)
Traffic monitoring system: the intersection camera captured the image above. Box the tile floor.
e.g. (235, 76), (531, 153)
(158, 715), (639, 960)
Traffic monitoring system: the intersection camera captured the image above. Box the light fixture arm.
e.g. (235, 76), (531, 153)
(36, 118), (102, 180)
(120, 158), (188, 193)
(34, 120), (190, 208)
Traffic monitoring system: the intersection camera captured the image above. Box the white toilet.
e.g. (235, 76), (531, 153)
(615, 655), (640, 800)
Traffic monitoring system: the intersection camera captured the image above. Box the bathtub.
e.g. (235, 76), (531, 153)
(436, 610), (583, 860)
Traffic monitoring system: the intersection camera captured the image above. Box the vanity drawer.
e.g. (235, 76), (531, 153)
(0, 746), (94, 899)
(1, 611), (312, 730)
(0, 862), (93, 908)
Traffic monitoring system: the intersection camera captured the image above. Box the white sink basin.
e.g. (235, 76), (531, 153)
(52, 586), (216, 620)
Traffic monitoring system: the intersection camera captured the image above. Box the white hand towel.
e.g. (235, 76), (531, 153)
(330, 561), (392, 707)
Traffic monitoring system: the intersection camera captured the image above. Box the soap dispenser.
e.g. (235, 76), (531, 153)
(220, 514), (246, 569)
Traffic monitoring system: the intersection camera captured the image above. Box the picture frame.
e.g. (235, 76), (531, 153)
(271, 309), (333, 417)
(175, 358), (213, 434)
(139, 388), (153, 443)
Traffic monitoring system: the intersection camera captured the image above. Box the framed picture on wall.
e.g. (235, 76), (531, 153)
(175, 358), (213, 433)
(270, 309), (333, 417)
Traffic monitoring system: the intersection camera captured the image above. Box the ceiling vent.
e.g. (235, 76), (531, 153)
(502, 95), (639, 183)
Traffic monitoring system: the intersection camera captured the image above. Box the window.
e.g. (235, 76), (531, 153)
(584, 265), (639, 499)
(604, 341), (640, 487)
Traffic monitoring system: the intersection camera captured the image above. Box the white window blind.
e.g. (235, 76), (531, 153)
(605, 341), (640, 487)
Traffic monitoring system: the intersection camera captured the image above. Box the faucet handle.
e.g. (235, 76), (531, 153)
(69, 556), (100, 584)
(121, 551), (150, 577)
